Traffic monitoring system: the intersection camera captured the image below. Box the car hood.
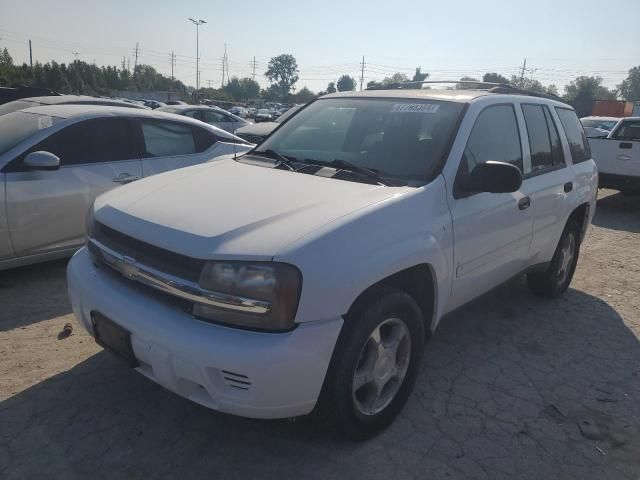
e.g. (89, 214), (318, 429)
(236, 122), (277, 136)
(94, 159), (411, 260)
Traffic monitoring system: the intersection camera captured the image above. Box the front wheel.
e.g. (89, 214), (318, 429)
(316, 288), (425, 440)
(527, 220), (581, 298)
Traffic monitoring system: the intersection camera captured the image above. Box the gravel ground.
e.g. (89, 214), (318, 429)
(1, 189), (639, 480)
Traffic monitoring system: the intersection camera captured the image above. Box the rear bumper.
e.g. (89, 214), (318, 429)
(67, 247), (343, 419)
(599, 173), (640, 191)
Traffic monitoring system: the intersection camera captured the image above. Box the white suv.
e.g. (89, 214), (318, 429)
(68, 86), (598, 438)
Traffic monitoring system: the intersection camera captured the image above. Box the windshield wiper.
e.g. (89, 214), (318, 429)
(250, 149), (297, 170)
(304, 158), (397, 186)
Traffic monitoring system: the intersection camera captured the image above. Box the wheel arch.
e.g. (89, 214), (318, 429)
(567, 202), (590, 242)
(345, 263), (438, 339)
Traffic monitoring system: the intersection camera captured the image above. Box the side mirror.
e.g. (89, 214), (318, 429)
(24, 151), (60, 171)
(461, 161), (522, 194)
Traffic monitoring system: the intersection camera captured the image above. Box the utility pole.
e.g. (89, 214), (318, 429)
(188, 18), (207, 93)
(72, 51), (79, 61)
(221, 56), (225, 88)
(122, 57), (126, 71)
(360, 55), (365, 91)
(170, 51), (176, 82)
(252, 56), (256, 82)
(127, 58), (130, 71)
(29, 40), (33, 67)
(133, 42), (139, 74)
(207, 79), (212, 89)
(223, 44), (229, 85)
(519, 58), (527, 88)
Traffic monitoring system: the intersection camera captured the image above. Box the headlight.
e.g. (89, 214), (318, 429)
(193, 261), (302, 332)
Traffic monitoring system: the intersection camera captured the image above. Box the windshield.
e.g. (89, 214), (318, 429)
(581, 118), (618, 130)
(0, 111), (61, 155)
(275, 105), (303, 123)
(257, 97), (464, 182)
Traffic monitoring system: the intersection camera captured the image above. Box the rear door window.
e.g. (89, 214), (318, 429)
(522, 104), (565, 173)
(555, 108), (591, 163)
(141, 120), (197, 157)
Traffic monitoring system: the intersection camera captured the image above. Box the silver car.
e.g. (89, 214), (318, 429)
(0, 105), (253, 270)
(0, 95), (150, 116)
(157, 105), (252, 133)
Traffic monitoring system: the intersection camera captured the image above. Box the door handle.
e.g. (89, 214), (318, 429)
(564, 181), (573, 193)
(518, 196), (531, 210)
(619, 142), (632, 149)
(112, 173), (140, 184)
(616, 154), (632, 161)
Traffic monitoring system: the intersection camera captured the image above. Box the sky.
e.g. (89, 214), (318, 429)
(1, 0), (639, 94)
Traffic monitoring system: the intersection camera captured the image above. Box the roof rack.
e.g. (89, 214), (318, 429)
(366, 80), (561, 101)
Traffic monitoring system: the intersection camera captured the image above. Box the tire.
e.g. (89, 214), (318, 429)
(526, 220), (581, 298)
(315, 287), (425, 440)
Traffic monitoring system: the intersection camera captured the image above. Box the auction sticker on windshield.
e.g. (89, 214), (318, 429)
(391, 103), (440, 113)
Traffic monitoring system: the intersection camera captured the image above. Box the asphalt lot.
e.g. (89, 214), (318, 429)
(1, 189), (639, 480)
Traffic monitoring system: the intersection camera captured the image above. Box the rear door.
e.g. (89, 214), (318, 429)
(519, 103), (575, 263)
(4, 118), (142, 256)
(139, 119), (221, 176)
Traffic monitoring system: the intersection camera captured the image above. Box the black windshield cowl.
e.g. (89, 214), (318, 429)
(304, 159), (401, 187)
(249, 149), (297, 170)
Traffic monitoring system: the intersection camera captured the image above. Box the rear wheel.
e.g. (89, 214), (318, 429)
(527, 220), (581, 298)
(316, 287), (424, 440)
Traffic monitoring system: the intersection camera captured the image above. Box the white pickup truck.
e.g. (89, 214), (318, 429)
(589, 116), (640, 193)
(68, 86), (598, 439)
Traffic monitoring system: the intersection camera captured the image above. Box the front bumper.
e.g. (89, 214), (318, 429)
(67, 248), (343, 419)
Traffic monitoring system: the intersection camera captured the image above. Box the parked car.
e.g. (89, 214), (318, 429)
(254, 108), (276, 122)
(228, 106), (248, 118)
(236, 104), (304, 144)
(0, 95), (149, 116)
(0, 105), (252, 270)
(157, 105), (251, 133)
(165, 100), (187, 106)
(0, 86), (58, 105)
(141, 100), (166, 109)
(580, 116), (619, 137)
(68, 87), (597, 439)
(589, 116), (640, 193)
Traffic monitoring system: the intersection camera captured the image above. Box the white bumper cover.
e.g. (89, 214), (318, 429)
(67, 248), (343, 419)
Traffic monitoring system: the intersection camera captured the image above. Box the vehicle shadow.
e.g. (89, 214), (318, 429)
(593, 190), (640, 233)
(0, 258), (72, 331)
(1, 279), (638, 479)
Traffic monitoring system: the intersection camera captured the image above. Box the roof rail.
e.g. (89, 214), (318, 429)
(366, 80), (562, 101)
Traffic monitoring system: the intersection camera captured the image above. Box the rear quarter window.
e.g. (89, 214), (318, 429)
(555, 108), (591, 163)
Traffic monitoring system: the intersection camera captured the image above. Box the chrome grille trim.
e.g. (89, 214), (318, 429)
(88, 238), (271, 315)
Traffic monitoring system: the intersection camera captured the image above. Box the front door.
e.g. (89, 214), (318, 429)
(4, 118), (142, 257)
(447, 104), (534, 310)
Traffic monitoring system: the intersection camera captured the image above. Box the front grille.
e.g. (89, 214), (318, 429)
(93, 222), (206, 283)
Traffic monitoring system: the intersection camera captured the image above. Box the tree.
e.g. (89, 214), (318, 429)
(0, 47), (13, 66)
(326, 81), (336, 93)
(483, 72), (509, 84)
(336, 75), (356, 92)
(265, 54), (299, 101)
(294, 86), (316, 103)
(412, 67), (428, 82)
(456, 76), (480, 89)
(563, 76), (617, 117)
(239, 77), (260, 101)
(383, 72), (408, 86)
(618, 66), (640, 101)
